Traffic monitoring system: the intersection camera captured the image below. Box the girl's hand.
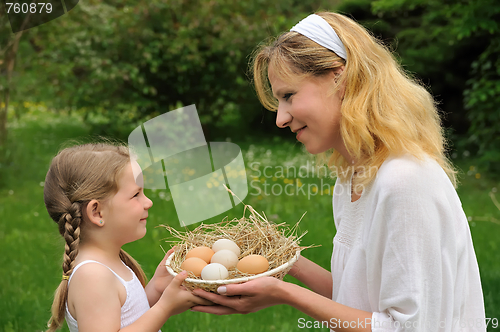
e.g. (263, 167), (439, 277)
(146, 247), (176, 306)
(152, 248), (176, 292)
(190, 277), (285, 315)
(158, 271), (214, 317)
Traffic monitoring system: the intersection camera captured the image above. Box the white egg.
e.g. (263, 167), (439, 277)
(201, 263), (229, 280)
(210, 249), (239, 269)
(212, 239), (240, 256)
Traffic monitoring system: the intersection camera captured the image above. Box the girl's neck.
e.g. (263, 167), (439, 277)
(76, 241), (134, 281)
(77, 241), (123, 265)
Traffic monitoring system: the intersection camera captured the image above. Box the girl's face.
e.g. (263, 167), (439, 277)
(268, 67), (346, 155)
(102, 161), (153, 246)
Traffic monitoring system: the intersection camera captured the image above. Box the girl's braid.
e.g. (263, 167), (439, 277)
(62, 201), (82, 278)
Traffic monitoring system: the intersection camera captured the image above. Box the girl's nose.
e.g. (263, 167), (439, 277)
(276, 104), (292, 128)
(145, 196), (153, 209)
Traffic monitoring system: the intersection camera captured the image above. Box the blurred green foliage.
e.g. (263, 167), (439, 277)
(4, 0), (500, 173)
(11, 0), (340, 140)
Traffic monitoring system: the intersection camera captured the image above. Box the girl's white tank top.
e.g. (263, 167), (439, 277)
(65, 260), (160, 332)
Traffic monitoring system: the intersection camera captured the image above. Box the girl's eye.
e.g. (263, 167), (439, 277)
(134, 191), (140, 197)
(283, 93), (293, 101)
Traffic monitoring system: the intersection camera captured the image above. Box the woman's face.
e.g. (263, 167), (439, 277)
(268, 67), (346, 155)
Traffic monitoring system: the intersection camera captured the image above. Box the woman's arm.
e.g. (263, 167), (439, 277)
(283, 281), (372, 332)
(287, 255), (332, 298)
(192, 277), (371, 332)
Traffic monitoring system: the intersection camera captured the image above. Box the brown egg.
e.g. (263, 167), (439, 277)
(185, 246), (215, 263)
(236, 254), (269, 275)
(180, 257), (207, 277)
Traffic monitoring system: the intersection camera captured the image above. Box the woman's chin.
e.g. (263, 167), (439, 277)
(304, 144), (328, 155)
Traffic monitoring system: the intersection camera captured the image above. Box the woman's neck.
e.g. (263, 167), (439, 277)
(334, 141), (356, 166)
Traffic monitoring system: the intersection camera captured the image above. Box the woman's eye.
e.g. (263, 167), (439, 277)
(283, 93), (293, 101)
(134, 192), (140, 197)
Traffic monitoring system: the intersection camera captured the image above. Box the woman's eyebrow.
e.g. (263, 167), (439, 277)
(272, 89), (286, 99)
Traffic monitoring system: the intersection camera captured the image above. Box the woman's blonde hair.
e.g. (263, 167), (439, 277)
(43, 140), (147, 332)
(251, 12), (457, 188)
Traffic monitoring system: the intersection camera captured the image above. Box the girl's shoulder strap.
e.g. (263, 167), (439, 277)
(68, 260), (127, 286)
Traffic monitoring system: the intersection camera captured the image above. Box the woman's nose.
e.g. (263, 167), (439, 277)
(276, 104), (292, 128)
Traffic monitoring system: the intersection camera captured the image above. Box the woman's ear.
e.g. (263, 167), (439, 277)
(326, 66), (346, 99)
(86, 199), (104, 227)
(334, 65), (345, 78)
(325, 65), (345, 84)
(334, 65), (346, 100)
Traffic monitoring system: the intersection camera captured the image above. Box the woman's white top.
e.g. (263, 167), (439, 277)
(331, 154), (485, 331)
(65, 260), (159, 332)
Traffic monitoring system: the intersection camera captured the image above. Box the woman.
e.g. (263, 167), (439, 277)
(192, 12), (485, 331)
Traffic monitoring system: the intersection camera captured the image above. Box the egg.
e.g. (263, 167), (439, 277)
(180, 257), (207, 277)
(210, 249), (239, 269)
(201, 263), (229, 280)
(212, 239), (240, 256)
(185, 246), (215, 263)
(236, 254), (269, 275)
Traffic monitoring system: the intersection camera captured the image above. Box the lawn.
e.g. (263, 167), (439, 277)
(0, 106), (498, 331)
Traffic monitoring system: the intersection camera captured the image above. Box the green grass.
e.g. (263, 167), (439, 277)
(454, 162), (500, 328)
(0, 107), (499, 331)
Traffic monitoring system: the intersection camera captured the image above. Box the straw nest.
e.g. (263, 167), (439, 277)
(161, 205), (309, 293)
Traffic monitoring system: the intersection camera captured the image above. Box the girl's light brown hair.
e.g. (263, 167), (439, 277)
(43, 140), (147, 331)
(251, 12), (457, 188)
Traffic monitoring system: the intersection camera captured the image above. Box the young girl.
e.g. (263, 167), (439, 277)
(43, 142), (211, 332)
(191, 12), (486, 331)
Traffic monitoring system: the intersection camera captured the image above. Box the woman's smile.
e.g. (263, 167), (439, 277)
(295, 126), (306, 140)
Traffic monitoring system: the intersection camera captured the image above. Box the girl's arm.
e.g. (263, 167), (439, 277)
(71, 264), (211, 332)
(191, 277), (371, 332)
(287, 255), (332, 298)
(122, 271), (211, 332)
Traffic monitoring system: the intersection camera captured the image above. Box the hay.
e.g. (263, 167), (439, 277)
(160, 204), (309, 293)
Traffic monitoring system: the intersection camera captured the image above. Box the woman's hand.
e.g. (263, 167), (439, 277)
(146, 248), (176, 306)
(190, 277), (286, 315)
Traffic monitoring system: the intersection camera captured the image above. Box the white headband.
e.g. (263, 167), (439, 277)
(290, 14), (347, 61)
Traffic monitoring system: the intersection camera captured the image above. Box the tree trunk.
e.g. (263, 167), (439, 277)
(0, 13), (30, 150)
(0, 85), (9, 149)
